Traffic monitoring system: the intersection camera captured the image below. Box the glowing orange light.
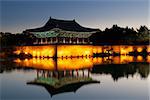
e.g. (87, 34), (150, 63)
(14, 59), (21, 63)
(120, 48), (127, 55)
(14, 58), (55, 70)
(137, 47), (143, 52)
(24, 52), (28, 54)
(147, 46), (150, 52)
(58, 58), (93, 70)
(24, 59), (28, 62)
(147, 56), (150, 63)
(137, 56), (143, 62)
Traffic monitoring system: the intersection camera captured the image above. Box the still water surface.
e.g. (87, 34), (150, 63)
(0, 45), (150, 100)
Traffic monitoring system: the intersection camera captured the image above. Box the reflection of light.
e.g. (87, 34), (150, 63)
(120, 56), (134, 63)
(14, 58), (55, 70)
(93, 49), (97, 53)
(128, 56), (134, 62)
(37, 52), (40, 57)
(93, 46), (102, 53)
(112, 55), (134, 64)
(128, 46), (133, 52)
(13, 50), (21, 55)
(14, 59), (21, 63)
(58, 58), (93, 70)
(120, 46), (134, 55)
(57, 45), (93, 57)
(147, 56), (150, 62)
(137, 56), (143, 62)
(120, 48), (127, 55)
(33, 51), (36, 57)
(14, 45), (55, 57)
(113, 56), (120, 64)
(84, 51), (90, 55)
(24, 59), (28, 62)
(113, 46), (120, 53)
(147, 46), (150, 52)
(137, 47), (143, 52)
(92, 58), (103, 65)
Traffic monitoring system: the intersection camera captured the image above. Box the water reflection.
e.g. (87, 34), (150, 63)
(1, 45), (150, 98)
(1, 55), (149, 80)
(13, 45), (150, 58)
(27, 69), (100, 97)
(92, 62), (149, 81)
(12, 56), (150, 82)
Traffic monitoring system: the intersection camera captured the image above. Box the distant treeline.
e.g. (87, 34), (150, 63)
(0, 25), (149, 47)
(90, 25), (149, 45)
(0, 32), (33, 47)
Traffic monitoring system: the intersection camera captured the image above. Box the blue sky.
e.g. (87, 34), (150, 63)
(0, 0), (149, 33)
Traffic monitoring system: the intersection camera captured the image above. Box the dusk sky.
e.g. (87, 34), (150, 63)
(0, 0), (149, 33)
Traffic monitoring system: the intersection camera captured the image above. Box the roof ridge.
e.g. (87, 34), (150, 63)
(50, 17), (75, 22)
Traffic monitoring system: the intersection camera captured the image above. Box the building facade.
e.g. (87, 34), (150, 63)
(24, 17), (99, 45)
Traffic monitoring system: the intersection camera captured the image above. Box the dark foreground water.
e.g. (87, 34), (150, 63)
(0, 45), (150, 100)
(0, 56), (150, 100)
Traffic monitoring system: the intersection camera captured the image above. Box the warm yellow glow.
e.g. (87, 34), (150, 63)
(14, 58), (93, 71)
(112, 56), (120, 64)
(92, 57), (103, 65)
(14, 55), (149, 71)
(147, 46), (150, 52)
(120, 56), (134, 63)
(13, 50), (21, 55)
(14, 58), (55, 70)
(24, 52), (28, 54)
(120, 48), (127, 55)
(14, 45), (55, 57)
(14, 58), (21, 63)
(57, 58), (93, 70)
(112, 55), (134, 64)
(147, 56), (150, 63)
(112, 46), (133, 55)
(137, 56), (143, 62)
(92, 46), (102, 53)
(120, 46), (133, 55)
(137, 47), (143, 52)
(113, 46), (120, 53)
(24, 58), (28, 62)
(14, 45), (148, 65)
(57, 45), (93, 57)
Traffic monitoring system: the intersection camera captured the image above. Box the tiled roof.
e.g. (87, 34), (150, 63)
(25, 17), (100, 32)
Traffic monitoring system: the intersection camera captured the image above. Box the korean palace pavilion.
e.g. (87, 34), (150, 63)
(23, 17), (99, 45)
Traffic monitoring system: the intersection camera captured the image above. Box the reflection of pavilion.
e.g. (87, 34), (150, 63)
(27, 69), (100, 97)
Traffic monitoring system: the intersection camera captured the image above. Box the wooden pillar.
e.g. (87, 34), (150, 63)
(88, 69), (90, 77)
(63, 38), (65, 44)
(39, 38), (41, 44)
(72, 70), (74, 77)
(82, 69), (84, 77)
(55, 37), (58, 43)
(76, 70), (79, 76)
(87, 38), (90, 43)
(45, 38), (48, 44)
(77, 38), (79, 44)
(82, 38), (84, 44)
(37, 70), (39, 78)
(50, 38), (53, 44)
(64, 70), (66, 76)
(34, 39), (38, 44)
(69, 38), (72, 44)
(40, 38), (43, 44)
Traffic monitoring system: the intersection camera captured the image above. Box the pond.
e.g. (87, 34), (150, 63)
(0, 45), (150, 100)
